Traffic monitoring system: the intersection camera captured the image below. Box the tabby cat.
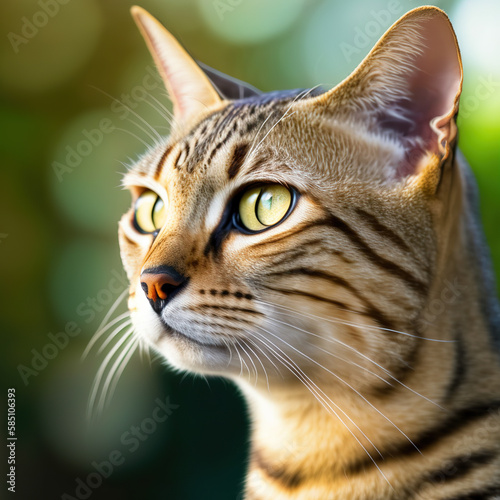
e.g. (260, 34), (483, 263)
(116, 5), (500, 499)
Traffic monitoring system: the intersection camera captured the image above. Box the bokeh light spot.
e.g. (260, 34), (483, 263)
(48, 238), (121, 324)
(197, 0), (307, 45)
(49, 108), (132, 235)
(452, 0), (500, 75)
(0, 0), (103, 94)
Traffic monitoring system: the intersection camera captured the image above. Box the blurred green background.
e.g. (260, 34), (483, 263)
(1, 0), (499, 499)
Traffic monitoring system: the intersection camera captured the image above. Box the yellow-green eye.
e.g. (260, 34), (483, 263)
(152, 196), (166, 228)
(238, 184), (293, 232)
(134, 190), (167, 233)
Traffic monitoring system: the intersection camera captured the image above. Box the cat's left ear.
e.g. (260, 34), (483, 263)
(131, 7), (260, 126)
(131, 6), (223, 126)
(302, 6), (463, 179)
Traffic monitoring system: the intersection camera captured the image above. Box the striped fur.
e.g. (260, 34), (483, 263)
(117, 6), (500, 499)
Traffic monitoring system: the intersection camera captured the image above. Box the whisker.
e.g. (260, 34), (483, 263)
(144, 93), (176, 126)
(124, 117), (163, 146)
(249, 330), (393, 488)
(88, 85), (162, 142)
(264, 317), (421, 454)
(96, 288), (129, 334)
(145, 342), (152, 367)
(246, 336), (283, 380)
(303, 340), (393, 387)
(256, 298), (453, 343)
(138, 338), (147, 362)
(114, 127), (154, 149)
(97, 319), (134, 354)
(86, 327), (134, 421)
(250, 109), (296, 159)
(252, 328), (383, 458)
(220, 337), (233, 367)
(237, 342), (252, 382)
(247, 109), (278, 157)
(256, 299), (443, 409)
(248, 86), (321, 158)
(234, 343), (245, 378)
(238, 340), (259, 386)
(99, 336), (140, 414)
(244, 337), (273, 390)
(82, 307), (130, 360)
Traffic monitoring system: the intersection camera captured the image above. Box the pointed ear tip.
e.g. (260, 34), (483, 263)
(419, 6), (462, 64)
(130, 5), (157, 26)
(397, 6), (460, 56)
(405, 5), (449, 19)
(397, 5), (454, 32)
(130, 5), (144, 17)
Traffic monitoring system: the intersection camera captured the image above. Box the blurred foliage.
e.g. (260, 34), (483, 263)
(1, 0), (499, 499)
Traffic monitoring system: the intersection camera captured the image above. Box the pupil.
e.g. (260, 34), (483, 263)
(154, 197), (163, 213)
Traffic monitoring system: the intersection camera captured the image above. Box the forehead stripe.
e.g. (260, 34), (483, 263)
(228, 143), (249, 179)
(154, 143), (173, 178)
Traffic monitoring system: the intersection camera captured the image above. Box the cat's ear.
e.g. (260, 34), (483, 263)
(198, 62), (261, 100)
(131, 6), (222, 125)
(305, 6), (463, 178)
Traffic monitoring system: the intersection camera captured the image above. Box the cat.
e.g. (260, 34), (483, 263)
(114, 5), (500, 499)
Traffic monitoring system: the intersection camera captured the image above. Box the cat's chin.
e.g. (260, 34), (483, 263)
(132, 314), (235, 375)
(152, 328), (236, 375)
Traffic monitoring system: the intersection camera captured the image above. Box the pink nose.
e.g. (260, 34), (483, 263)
(140, 269), (184, 302)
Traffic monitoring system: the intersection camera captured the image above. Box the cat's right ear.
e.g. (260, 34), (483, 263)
(197, 62), (261, 100)
(300, 6), (463, 182)
(131, 6), (223, 126)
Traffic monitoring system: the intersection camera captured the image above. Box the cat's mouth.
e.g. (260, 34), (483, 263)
(149, 316), (235, 373)
(164, 325), (225, 348)
(156, 317), (229, 350)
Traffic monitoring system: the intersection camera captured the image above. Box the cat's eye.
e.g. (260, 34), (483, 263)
(134, 190), (167, 233)
(238, 184), (293, 232)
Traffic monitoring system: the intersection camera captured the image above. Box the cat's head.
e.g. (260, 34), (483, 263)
(119, 6), (462, 390)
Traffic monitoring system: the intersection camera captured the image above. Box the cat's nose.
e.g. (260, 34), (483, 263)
(140, 266), (187, 313)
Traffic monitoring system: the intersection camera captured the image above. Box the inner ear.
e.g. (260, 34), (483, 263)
(375, 11), (463, 168)
(303, 7), (463, 180)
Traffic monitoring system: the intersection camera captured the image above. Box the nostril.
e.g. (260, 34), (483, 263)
(140, 266), (188, 313)
(161, 283), (177, 296)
